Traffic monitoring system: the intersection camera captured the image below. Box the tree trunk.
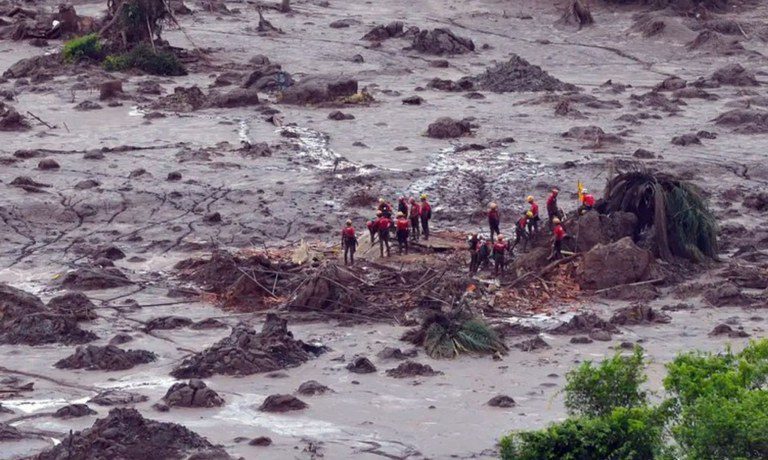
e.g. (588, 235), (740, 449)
(280, 0), (290, 13)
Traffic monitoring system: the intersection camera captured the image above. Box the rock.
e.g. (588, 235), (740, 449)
(0, 313), (97, 345)
(703, 282), (755, 307)
(722, 263), (768, 289)
(589, 330), (612, 341)
(551, 312), (619, 335)
(249, 436), (272, 446)
(37, 158), (60, 170)
(377, 346), (418, 360)
(655, 76), (687, 91)
(362, 21), (404, 41)
(88, 389), (149, 406)
(55, 345), (157, 371)
(346, 356), (377, 374)
(513, 336), (550, 351)
(576, 238), (652, 290)
(74, 100), (102, 111)
(487, 395), (515, 408)
(109, 333), (133, 345)
(470, 55), (576, 93)
(160, 380), (224, 408)
(385, 361), (442, 378)
(47, 292), (97, 320)
(570, 336), (593, 344)
(151, 86), (208, 112)
(3, 54), (58, 79)
(402, 95), (424, 105)
(204, 212), (222, 224)
(259, 394), (308, 412)
(296, 380), (333, 396)
(610, 305), (671, 325)
(53, 403), (97, 419)
(562, 125), (623, 145)
(191, 318), (228, 329)
(671, 133), (701, 146)
(94, 245), (126, 261)
(709, 323), (750, 338)
(206, 88), (260, 108)
(0, 423), (22, 441)
(242, 61), (293, 92)
(743, 192), (768, 212)
(411, 28), (474, 55)
(0, 102), (30, 131)
(34, 408), (229, 459)
(713, 109), (768, 134)
(99, 80), (123, 100)
(167, 171), (182, 181)
(75, 179), (100, 190)
(633, 148), (655, 159)
(172, 315), (322, 378)
(351, 54), (364, 63)
(328, 110), (355, 120)
(10, 176), (50, 192)
(60, 267), (132, 290)
(710, 63), (758, 86)
(280, 75), (358, 105)
(568, 211), (638, 252)
(144, 316), (193, 332)
(426, 117), (471, 138)
(0, 283), (46, 320)
(329, 18), (359, 28)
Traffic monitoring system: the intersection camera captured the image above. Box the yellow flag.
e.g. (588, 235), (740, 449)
(577, 181), (584, 203)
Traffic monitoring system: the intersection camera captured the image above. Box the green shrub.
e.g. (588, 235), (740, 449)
(564, 346), (647, 417)
(62, 34), (102, 63)
(499, 407), (664, 460)
(102, 45), (186, 76)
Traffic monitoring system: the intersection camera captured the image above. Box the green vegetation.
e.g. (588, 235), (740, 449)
(499, 340), (768, 460)
(62, 34), (103, 63)
(103, 45), (186, 76)
(403, 309), (507, 359)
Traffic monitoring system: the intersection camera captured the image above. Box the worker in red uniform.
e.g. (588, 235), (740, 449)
(367, 211), (382, 245)
(419, 194), (431, 240)
(492, 235), (507, 276)
(341, 219), (358, 265)
(378, 198), (393, 219)
(526, 195), (540, 235)
(395, 212), (410, 254)
(579, 189), (596, 214)
(468, 233), (480, 274)
(409, 197), (421, 241)
(488, 202), (500, 242)
(397, 196), (409, 217)
(549, 217), (566, 261)
(512, 211), (532, 252)
(377, 212), (392, 257)
(546, 188), (562, 230)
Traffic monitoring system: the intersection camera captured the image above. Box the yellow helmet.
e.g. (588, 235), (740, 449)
(420, 193), (428, 200)
(526, 195), (534, 203)
(396, 212), (404, 218)
(552, 217), (561, 224)
(526, 211), (533, 218)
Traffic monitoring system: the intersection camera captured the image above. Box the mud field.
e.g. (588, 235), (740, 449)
(0, 0), (767, 458)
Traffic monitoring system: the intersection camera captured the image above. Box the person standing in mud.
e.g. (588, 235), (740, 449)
(579, 189), (595, 215)
(368, 211), (382, 246)
(395, 212), (410, 254)
(341, 219), (358, 265)
(549, 217), (566, 261)
(397, 196), (409, 217)
(546, 188), (561, 230)
(420, 194), (432, 240)
(378, 198), (393, 219)
(512, 211), (532, 252)
(488, 202), (501, 242)
(378, 212), (392, 257)
(492, 235), (507, 276)
(408, 197), (421, 241)
(526, 196), (540, 235)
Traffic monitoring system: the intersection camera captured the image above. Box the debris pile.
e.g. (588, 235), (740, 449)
(470, 55), (576, 93)
(385, 361), (442, 378)
(158, 379), (224, 409)
(410, 28), (475, 55)
(54, 345), (157, 371)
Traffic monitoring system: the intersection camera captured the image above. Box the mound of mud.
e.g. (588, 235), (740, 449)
(280, 75), (358, 105)
(242, 57), (294, 92)
(377, 346), (418, 360)
(686, 31), (746, 55)
(714, 109), (768, 134)
(346, 356), (377, 374)
(385, 361), (442, 378)
(610, 305), (671, 325)
(60, 267), (133, 291)
(10, 176), (51, 193)
(53, 403), (97, 419)
(0, 101), (29, 131)
(151, 86), (208, 112)
(144, 316), (193, 332)
(426, 117), (472, 139)
(88, 389), (149, 406)
(287, 263), (371, 316)
(259, 394), (307, 412)
(709, 323), (750, 338)
(551, 312), (619, 336)
(576, 238), (652, 290)
(630, 91), (684, 113)
(513, 336), (551, 351)
(701, 63), (759, 87)
(47, 292), (97, 320)
(297, 380), (333, 396)
(487, 395), (516, 408)
(171, 314), (321, 378)
(55, 345), (157, 371)
(410, 28), (474, 55)
(362, 21), (404, 41)
(0, 423), (22, 441)
(0, 283), (45, 319)
(567, 211), (637, 252)
(159, 379), (224, 408)
(34, 408), (229, 460)
(470, 55), (575, 93)
(1, 313), (97, 345)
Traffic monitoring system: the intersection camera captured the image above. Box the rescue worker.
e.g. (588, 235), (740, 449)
(367, 211), (382, 245)
(378, 198), (393, 219)
(526, 195), (540, 235)
(579, 189), (596, 214)
(341, 219), (358, 265)
(395, 212), (410, 254)
(468, 233), (480, 274)
(377, 211), (392, 257)
(419, 194), (432, 240)
(488, 202), (501, 242)
(477, 236), (491, 271)
(492, 235), (507, 276)
(512, 211), (532, 252)
(546, 188), (562, 230)
(549, 217), (566, 261)
(397, 196), (409, 217)
(409, 197), (421, 241)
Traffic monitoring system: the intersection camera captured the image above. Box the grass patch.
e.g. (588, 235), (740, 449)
(62, 34), (103, 63)
(103, 45), (186, 76)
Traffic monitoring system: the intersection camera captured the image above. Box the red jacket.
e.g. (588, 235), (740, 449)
(378, 217), (391, 231)
(342, 227), (355, 239)
(409, 203), (421, 218)
(493, 242), (507, 254)
(553, 224), (566, 241)
(396, 218), (409, 231)
(488, 209), (500, 223)
(421, 201), (431, 219)
(368, 218), (379, 230)
(583, 194), (595, 207)
(530, 202), (539, 217)
(517, 216), (528, 229)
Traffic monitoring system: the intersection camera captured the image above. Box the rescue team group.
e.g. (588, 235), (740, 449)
(340, 188), (597, 276)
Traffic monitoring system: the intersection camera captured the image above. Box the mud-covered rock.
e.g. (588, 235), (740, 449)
(55, 345), (157, 371)
(10, 176), (51, 192)
(671, 133), (701, 146)
(0, 423), (22, 440)
(713, 108), (768, 134)
(551, 312), (619, 336)
(346, 356), (377, 374)
(53, 403), (97, 419)
(470, 55), (576, 93)
(743, 192), (768, 212)
(280, 75), (358, 105)
(296, 380), (333, 396)
(487, 395), (515, 408)
(34, 408), (230, 459)
(192, 318), (228, 329)
(160, 379), (224, 408)
(0, 101), (29, 131)
(703, 282), (755, 307)
(568, 211), (638, 252)
(206, 88), (260, 108)
(109, 333), (133, 345)
(144, 316), (193, 332)
(576, 238), (652, 290)
(259, 394), (308, 412)
(37, 158), (60, 170)
(60, 267), (133, 290)
(93, 245), (126, 261)
(362, 21), (404, 41)
(328, 110), (354, 120)
(426, 117), (471, 138)
(410, 28), (474, 55)
(709, 323), (750, 338)
(513, 336), (551, 351)
(708, 63), (758, 87)
(242, 59), (293, 92)
(171, 314), (320, 378)
(610, 304), (671, 325)
(562, 125), (624, 146)
(0, 283), (46, 320)
(152, 86), (208, 112)
(721, 263), (768, 289)
(249, 436), (273, 446)
(377, 346), (418, 360)
(1, 313), (97, 345)
(385, 361), (442, 378)
(47, 292), (97, 320)
(88, 389), (149, 406)
(570, 336), (593, 344)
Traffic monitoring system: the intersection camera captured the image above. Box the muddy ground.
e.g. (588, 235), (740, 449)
(0, 0), (767, 458)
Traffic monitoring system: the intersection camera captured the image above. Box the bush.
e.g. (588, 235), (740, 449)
(499, 407), (664, 460)
(62, 34), (103, 63)
(564, 346), (647, 417)
(103, 45), (186, 76)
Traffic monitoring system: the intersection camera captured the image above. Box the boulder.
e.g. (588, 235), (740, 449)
(47, 292), (97, 320)
(88, 389), (148, 406)
(487, 395), (515, 408)
(280, 75), (358, 105)
(411, 28), (474, 55)
(160, 379), (224, 408)
(426, 117), (471, 138)
(576, 237), (652, 290)
(53, 403), (97, 419)
(296, 380), (332, 396)
(55, 345), (156, 371)
(346, 356), (377, 374)
(258, 394), (307, 412)
(385, 361), (442, 378)
(568, 211), (638, 252)
(206, 88), (260, 108)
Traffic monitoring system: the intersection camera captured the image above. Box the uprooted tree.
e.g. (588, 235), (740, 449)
(100, 0), (171, 50)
